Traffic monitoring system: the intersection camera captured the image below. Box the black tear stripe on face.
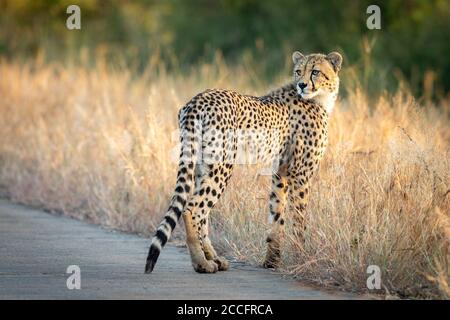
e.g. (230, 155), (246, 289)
(310, 63), (316, 92)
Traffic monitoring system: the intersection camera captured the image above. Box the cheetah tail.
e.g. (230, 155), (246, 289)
(145, 124), (198, 273)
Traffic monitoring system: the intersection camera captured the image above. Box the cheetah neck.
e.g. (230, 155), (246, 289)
(310, 92), (337, 114)
(266, 82), (337, 115)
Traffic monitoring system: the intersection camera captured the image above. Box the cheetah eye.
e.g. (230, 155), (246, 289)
(311, 70), (320, 76)
(295, 70), (301, 76)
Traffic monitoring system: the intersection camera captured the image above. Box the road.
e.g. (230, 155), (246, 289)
(0, 199), (357, 299)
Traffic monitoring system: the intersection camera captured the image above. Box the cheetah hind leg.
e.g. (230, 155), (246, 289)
(186, 162), (233, 272)
(201, 221), (229, 271)
(182, 207), (218, 273)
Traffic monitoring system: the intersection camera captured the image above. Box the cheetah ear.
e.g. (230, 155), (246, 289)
(292, 51), (305, 65)
(326, 52), (343, 73)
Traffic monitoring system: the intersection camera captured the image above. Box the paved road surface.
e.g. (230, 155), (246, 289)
(0, 200), (357, 299)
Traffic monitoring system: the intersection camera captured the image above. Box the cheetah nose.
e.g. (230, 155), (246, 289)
(298, 82), (307, 90)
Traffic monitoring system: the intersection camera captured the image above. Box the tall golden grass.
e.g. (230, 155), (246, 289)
(0, 56), (448, 298)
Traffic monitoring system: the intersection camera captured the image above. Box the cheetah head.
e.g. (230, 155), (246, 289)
(292, 51), (343, 113)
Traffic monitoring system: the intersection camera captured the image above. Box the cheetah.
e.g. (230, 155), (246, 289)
(145, 51), (343, 273)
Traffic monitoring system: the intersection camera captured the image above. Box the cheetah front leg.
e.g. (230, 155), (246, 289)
(263, 173), (288, 269)
(289, 177), (310, 241)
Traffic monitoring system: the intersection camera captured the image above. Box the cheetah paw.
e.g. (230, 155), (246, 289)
(193, 260), (219, 273)
(214, 256), (229, 271)
(263, 257), (280, 269)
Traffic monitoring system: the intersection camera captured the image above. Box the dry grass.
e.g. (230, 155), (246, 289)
(0, 57), (448, 298)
